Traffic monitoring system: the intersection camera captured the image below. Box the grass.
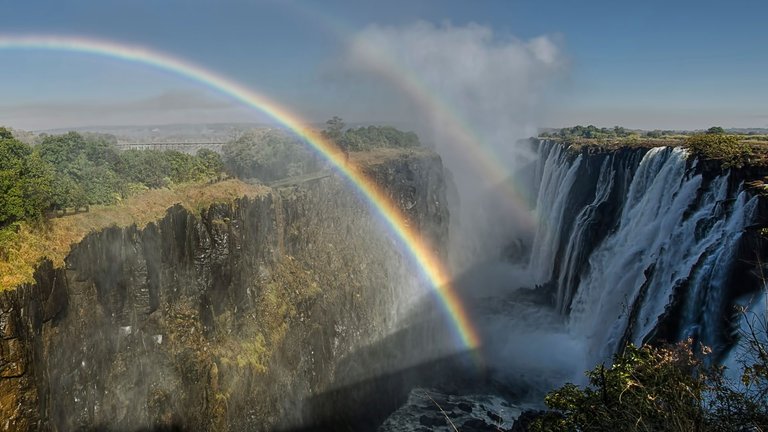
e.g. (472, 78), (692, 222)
(350, 146), (435, 167)
(0, 179), (268, 290)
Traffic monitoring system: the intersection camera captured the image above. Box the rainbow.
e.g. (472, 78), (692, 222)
(0, 35), (481, 350)
(281, 4), (539, 232)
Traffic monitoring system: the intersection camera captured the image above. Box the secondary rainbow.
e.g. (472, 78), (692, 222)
(0, 34), (481, 350)
(282, 3), (539, 232)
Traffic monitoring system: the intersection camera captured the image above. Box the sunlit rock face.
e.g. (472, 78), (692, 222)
(0, 150), (450, 431)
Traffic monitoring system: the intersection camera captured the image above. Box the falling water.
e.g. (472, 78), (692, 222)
(527, 142), (759, 368)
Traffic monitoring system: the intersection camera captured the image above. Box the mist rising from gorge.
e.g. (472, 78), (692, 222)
(339, 21), (567, 271)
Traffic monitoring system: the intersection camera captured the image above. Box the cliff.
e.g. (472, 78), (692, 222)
(0, 149), (449, 431)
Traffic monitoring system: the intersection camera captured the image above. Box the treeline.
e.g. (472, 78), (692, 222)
(221, 118), (421, 182)
(540, 125), (635, 140)
(321, 116), (420, 151)
(1, 119), (421, 225)
(0, 128), (223, 226)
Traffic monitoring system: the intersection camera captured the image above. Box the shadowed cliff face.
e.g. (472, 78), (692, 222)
(0, 151), (450, 431)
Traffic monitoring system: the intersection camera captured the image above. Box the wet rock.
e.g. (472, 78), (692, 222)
(457, 401), (473, 412)
(418, 414), (446, 427)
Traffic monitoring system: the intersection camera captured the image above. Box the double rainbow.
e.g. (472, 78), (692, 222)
(0, 35), (481, 350)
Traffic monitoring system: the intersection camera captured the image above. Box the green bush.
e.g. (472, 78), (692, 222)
(533, 342), (710, 432)
(685, 134), (752, 169)
(222, 129), (319, 181)
(533, 339), (768, 432)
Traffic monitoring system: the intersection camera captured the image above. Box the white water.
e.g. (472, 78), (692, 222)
(526, 143), (758, 369)
(529, 144), (582, 285)
(556, 156), (614, 314)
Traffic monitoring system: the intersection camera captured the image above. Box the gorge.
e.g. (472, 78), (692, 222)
(1, 139), (766, 431)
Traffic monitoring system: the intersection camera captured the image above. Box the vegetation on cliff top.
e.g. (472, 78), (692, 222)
(0, 179), (268, 290)
(685, 132), (753, 169)
(0, 120), (425, 290)
(540, 125), (768, 167)
(0, 127), (224, 227)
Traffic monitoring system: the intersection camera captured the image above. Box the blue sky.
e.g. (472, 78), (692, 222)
(0, 0), (766, 130)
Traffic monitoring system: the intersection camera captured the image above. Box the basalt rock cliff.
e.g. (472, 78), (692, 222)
(0, 150), (449, 432)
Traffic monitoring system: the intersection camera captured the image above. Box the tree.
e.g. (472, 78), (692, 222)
(534, 328), (768, 431)
(0, 137), (32, 225)
(196, 148), (224, 178)
(0, 136), (54, 223)
(322, 116), (345, 143)
(222, 129), (317, 181)
(0, 127), (12, 140)
(685, 133), (751, 168)
(707, 126), (726, 135)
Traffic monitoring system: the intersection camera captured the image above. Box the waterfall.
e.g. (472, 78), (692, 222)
(527, 141), (760, 366)
(556, 156), (614, 315)
(528, 143), (583, 285)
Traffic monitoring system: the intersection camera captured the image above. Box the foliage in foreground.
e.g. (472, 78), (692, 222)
(685, 133), (752, 169)
(533, 338), (768, 432)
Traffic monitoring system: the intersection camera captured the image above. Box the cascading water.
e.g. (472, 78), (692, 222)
(555, 156), (614, 315)
(527, 141), (760, 368)
(529, 143), (583, 285)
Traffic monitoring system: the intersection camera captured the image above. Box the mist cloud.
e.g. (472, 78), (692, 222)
(342, 22), (567, 267)
(345, 21), (566, 144)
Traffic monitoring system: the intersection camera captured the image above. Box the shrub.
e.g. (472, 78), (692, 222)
(533, 342), (710, 432)
(685, 134), (752, 169)
(534, 336), (768, 431)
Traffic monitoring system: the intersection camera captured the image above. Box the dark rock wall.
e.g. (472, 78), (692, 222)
(0, 151), (449, 432)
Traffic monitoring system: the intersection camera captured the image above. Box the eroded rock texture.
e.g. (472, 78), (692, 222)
(0, 151), (449, 431)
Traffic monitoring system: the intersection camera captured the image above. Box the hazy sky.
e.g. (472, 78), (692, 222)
(0, 0), (766, 130)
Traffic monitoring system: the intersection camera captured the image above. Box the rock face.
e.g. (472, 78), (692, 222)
(0, 151), (449, 431)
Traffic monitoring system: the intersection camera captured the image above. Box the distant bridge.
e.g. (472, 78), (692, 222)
(116, 142), (227, 153)
(268, 170), (333, 188)
(241, 171), (333, 189)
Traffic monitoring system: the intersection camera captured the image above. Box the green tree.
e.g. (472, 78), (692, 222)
(115, 149), (171, 188)
(196, 148), (224, 177)
(0, 137), (33, 224)
(0, 135), (54, 223)
(322, 116), (345, 143)
(685, 133), (751, 168)
(0, 127), (13, 140)
(222, 130), (317, 181)
(707, 126), (726, 134)
(22, 152), (55, 217)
